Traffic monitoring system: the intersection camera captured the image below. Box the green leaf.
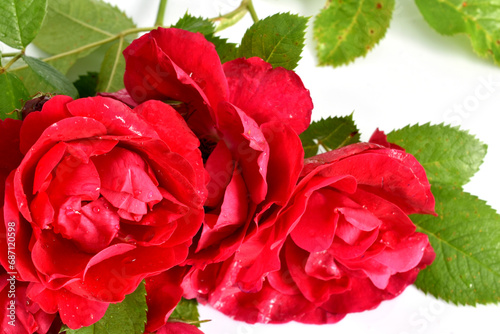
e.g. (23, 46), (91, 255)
(0, 0), (48, 48)
(169, 298), (200, 327)
(10, 55), (78, 95)
(415, 0), (500, 65)
(239, 13), (308, 70)
(97, 39), (129, 93)
(67, 281), (147, 334)
(22, 55), (78, 98)
(74, 71), (99, 97)
(206, 35), (239, 63)
(173, 13), (215, 35)
(413, 185), (500, 305)
(387, 123), (487, 187)
(299, 114), (360, 158)
(314, 0), (395, 66)
(0, 71), (30, 120)
(33, 0), (136, 58)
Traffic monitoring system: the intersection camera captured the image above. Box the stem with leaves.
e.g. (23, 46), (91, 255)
(8, 27), (153, 73)
(211, 0), (259, 31)
(0, 50), (25, 74)
(3, 0), (259, 76)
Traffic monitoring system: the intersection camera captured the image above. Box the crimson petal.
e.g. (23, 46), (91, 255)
(223, 57), (313, 134)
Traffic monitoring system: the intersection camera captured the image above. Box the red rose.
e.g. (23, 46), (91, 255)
(0, 269), (57, 334)
(122, 28), (312, 266)
(183, 142), (436, 324)
(0, 96), (206, 329)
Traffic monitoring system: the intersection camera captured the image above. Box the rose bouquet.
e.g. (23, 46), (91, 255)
(1, 0), (499, 334)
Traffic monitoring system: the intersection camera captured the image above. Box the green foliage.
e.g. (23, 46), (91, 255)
(67, 281), (148, 334)
(415, 0), (500, 65)
(33, 0), (135, 57)
(97, 39), (129, 93)
(0, 0), (47, 48)
(9, 57), (75, 95)
(73, 71), (99, 98)
(387, 123), (487, 187)
(173, 13), (216, 35)
(300, 114), (360, 158)
(413, 185), (500, 305)
(22, 55), (78, 98)
(206, 35), (239, 63)
(0, 71), (29, 120)
(389, 123), (499, 305)
(239, 13), (308, 70)
(169, 298), (201, 327)
(314, 0), (395, 66)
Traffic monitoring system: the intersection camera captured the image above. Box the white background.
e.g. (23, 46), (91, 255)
(110, 1), (500, 333)
(4, 0), (500, 333)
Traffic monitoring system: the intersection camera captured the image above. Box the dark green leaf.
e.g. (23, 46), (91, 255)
(0, 0), (48, 48)
(415, 0), (500, 65)
(97, 39), (129, 93)
(413, 184), (500, 305)
(239, 12), (308, 70)
(0, 71), (30, 120)
(66, 281), (147, 334)
(299, 114), (360, 158)
(387, 123), (487, 187)
(314, 0), (395, 66)
(173, 13), (215, 35)
(22, 55), (78, 98)
(33, 0), (136, 58)
(169, 298), (200, 327)
(206, 35), (239, 63)
(73, 71), (99, 97)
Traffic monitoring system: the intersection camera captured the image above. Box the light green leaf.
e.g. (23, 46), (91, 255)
(0, 71), (30, 120)
(97, 39), (129, 93)
(415, 0), (500, 65)
(413, 185), (500, 305)
(239, 13), (308, 70)
(173, 13), (215, 35)
(169, 298), (201, 327)
(299, 114), (360, 158)
(0, 0), (48, 48)
(314, 0), (395, 66)
(22, 55), (78, 98)
(67, 281), (147, 334)
(33, 0), (135, 58)
(387, 123), (487, 187)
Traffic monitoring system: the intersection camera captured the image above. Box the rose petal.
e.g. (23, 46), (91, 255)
(223, 57), (313, 134)
(14, 116), (108, 222)
(56, 197), (120, 254)
(260, 122), (304, 206)
(291, 190), (339, 253)
(204, 141), (234, 208)
(157, 322), (205, 334)
(27, 283), (109, 329)
(145, 267), (187, 332)
(123, 28), (228, 112)
(31, 230), (93, 286)
(92, 147), (163, 215)
(0, 118), (23, 202)
(19, 95), (73, 154)
(216, 102), (269, 204)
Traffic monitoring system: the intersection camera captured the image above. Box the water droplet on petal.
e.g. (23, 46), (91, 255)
(92, 207), (100, 213)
